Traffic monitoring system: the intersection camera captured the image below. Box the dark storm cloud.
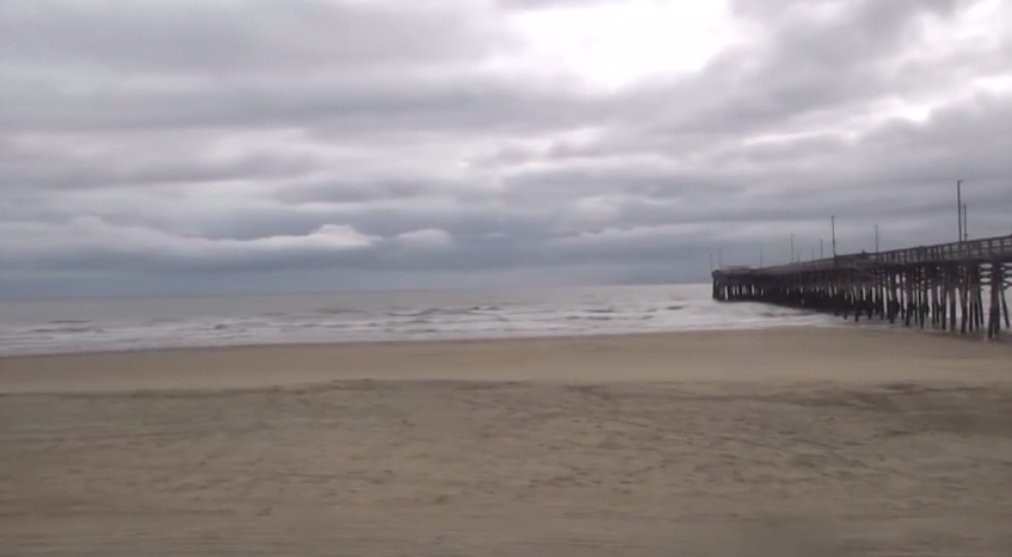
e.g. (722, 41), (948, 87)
(1, 0), (1010, 296)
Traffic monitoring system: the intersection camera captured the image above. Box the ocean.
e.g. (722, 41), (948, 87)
(0, 284), (840, 356)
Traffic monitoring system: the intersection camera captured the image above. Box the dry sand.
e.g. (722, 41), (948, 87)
(2, 327), (1012, 556)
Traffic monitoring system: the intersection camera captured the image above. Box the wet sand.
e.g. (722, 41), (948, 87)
(2, 327), (1012, 556)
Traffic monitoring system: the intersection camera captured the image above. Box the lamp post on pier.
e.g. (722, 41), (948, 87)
(956, 180), (963, 243)
(831, 215), (837, 257)
(962, 203), (968, 241)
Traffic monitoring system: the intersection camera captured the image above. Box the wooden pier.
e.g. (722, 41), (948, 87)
(712, 234), (1012, 339)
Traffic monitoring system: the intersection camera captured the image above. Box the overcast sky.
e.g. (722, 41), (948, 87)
(2, 0), (1010, 298)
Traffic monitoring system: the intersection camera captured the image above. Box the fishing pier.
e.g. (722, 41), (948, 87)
(711, 234), (1012, 339)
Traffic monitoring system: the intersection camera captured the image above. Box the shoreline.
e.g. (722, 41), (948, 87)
(3, 318), (1006, 361)
(1, 323), (824, 360)
(3, 326), (1010, 394)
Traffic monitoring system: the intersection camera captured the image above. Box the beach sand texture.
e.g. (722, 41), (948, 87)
(3, 328), (1012, 556)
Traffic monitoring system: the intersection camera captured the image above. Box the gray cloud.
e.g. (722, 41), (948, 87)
(0, 0), (509, 74)
(619, 0), (976, 140)
(2, 134), (321, 191)
(1, 0), (1010, 297)
(493, 0), (612, 10)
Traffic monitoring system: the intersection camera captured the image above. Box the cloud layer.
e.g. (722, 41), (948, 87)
(2, 0), (1011, 297)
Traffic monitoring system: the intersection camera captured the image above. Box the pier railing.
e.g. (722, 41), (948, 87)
(715, 234), (1012, 276)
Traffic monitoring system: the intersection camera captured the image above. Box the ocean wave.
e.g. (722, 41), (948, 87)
(295, 321), (358, 329)
(147, 317), (180, 324)
(315, 307), (364, 316)
(402, 317), (433, 325)
(28, 325), (102, 334)
(560, 313), (655, 322)
(391, 306), (499, 318)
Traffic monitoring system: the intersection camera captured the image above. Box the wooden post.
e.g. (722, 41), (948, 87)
(960, 265), (970, 334)
(1002, 264), (1010, 329)
(989, 262), (1001, 339)
(948, 266), (957, 332)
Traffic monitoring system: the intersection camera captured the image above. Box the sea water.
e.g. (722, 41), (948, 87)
(0, 284), (841, 356)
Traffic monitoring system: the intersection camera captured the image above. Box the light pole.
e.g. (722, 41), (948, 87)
(874, 224), (880, 253)
(831, 215), (837, 257)
(957, 180), (963, 243)
(962, 203), (968, 241)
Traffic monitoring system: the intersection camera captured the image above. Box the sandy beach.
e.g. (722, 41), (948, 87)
(3, 327), (1012, 556)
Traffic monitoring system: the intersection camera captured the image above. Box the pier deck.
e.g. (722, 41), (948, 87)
(712, 234), (1012, 339)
